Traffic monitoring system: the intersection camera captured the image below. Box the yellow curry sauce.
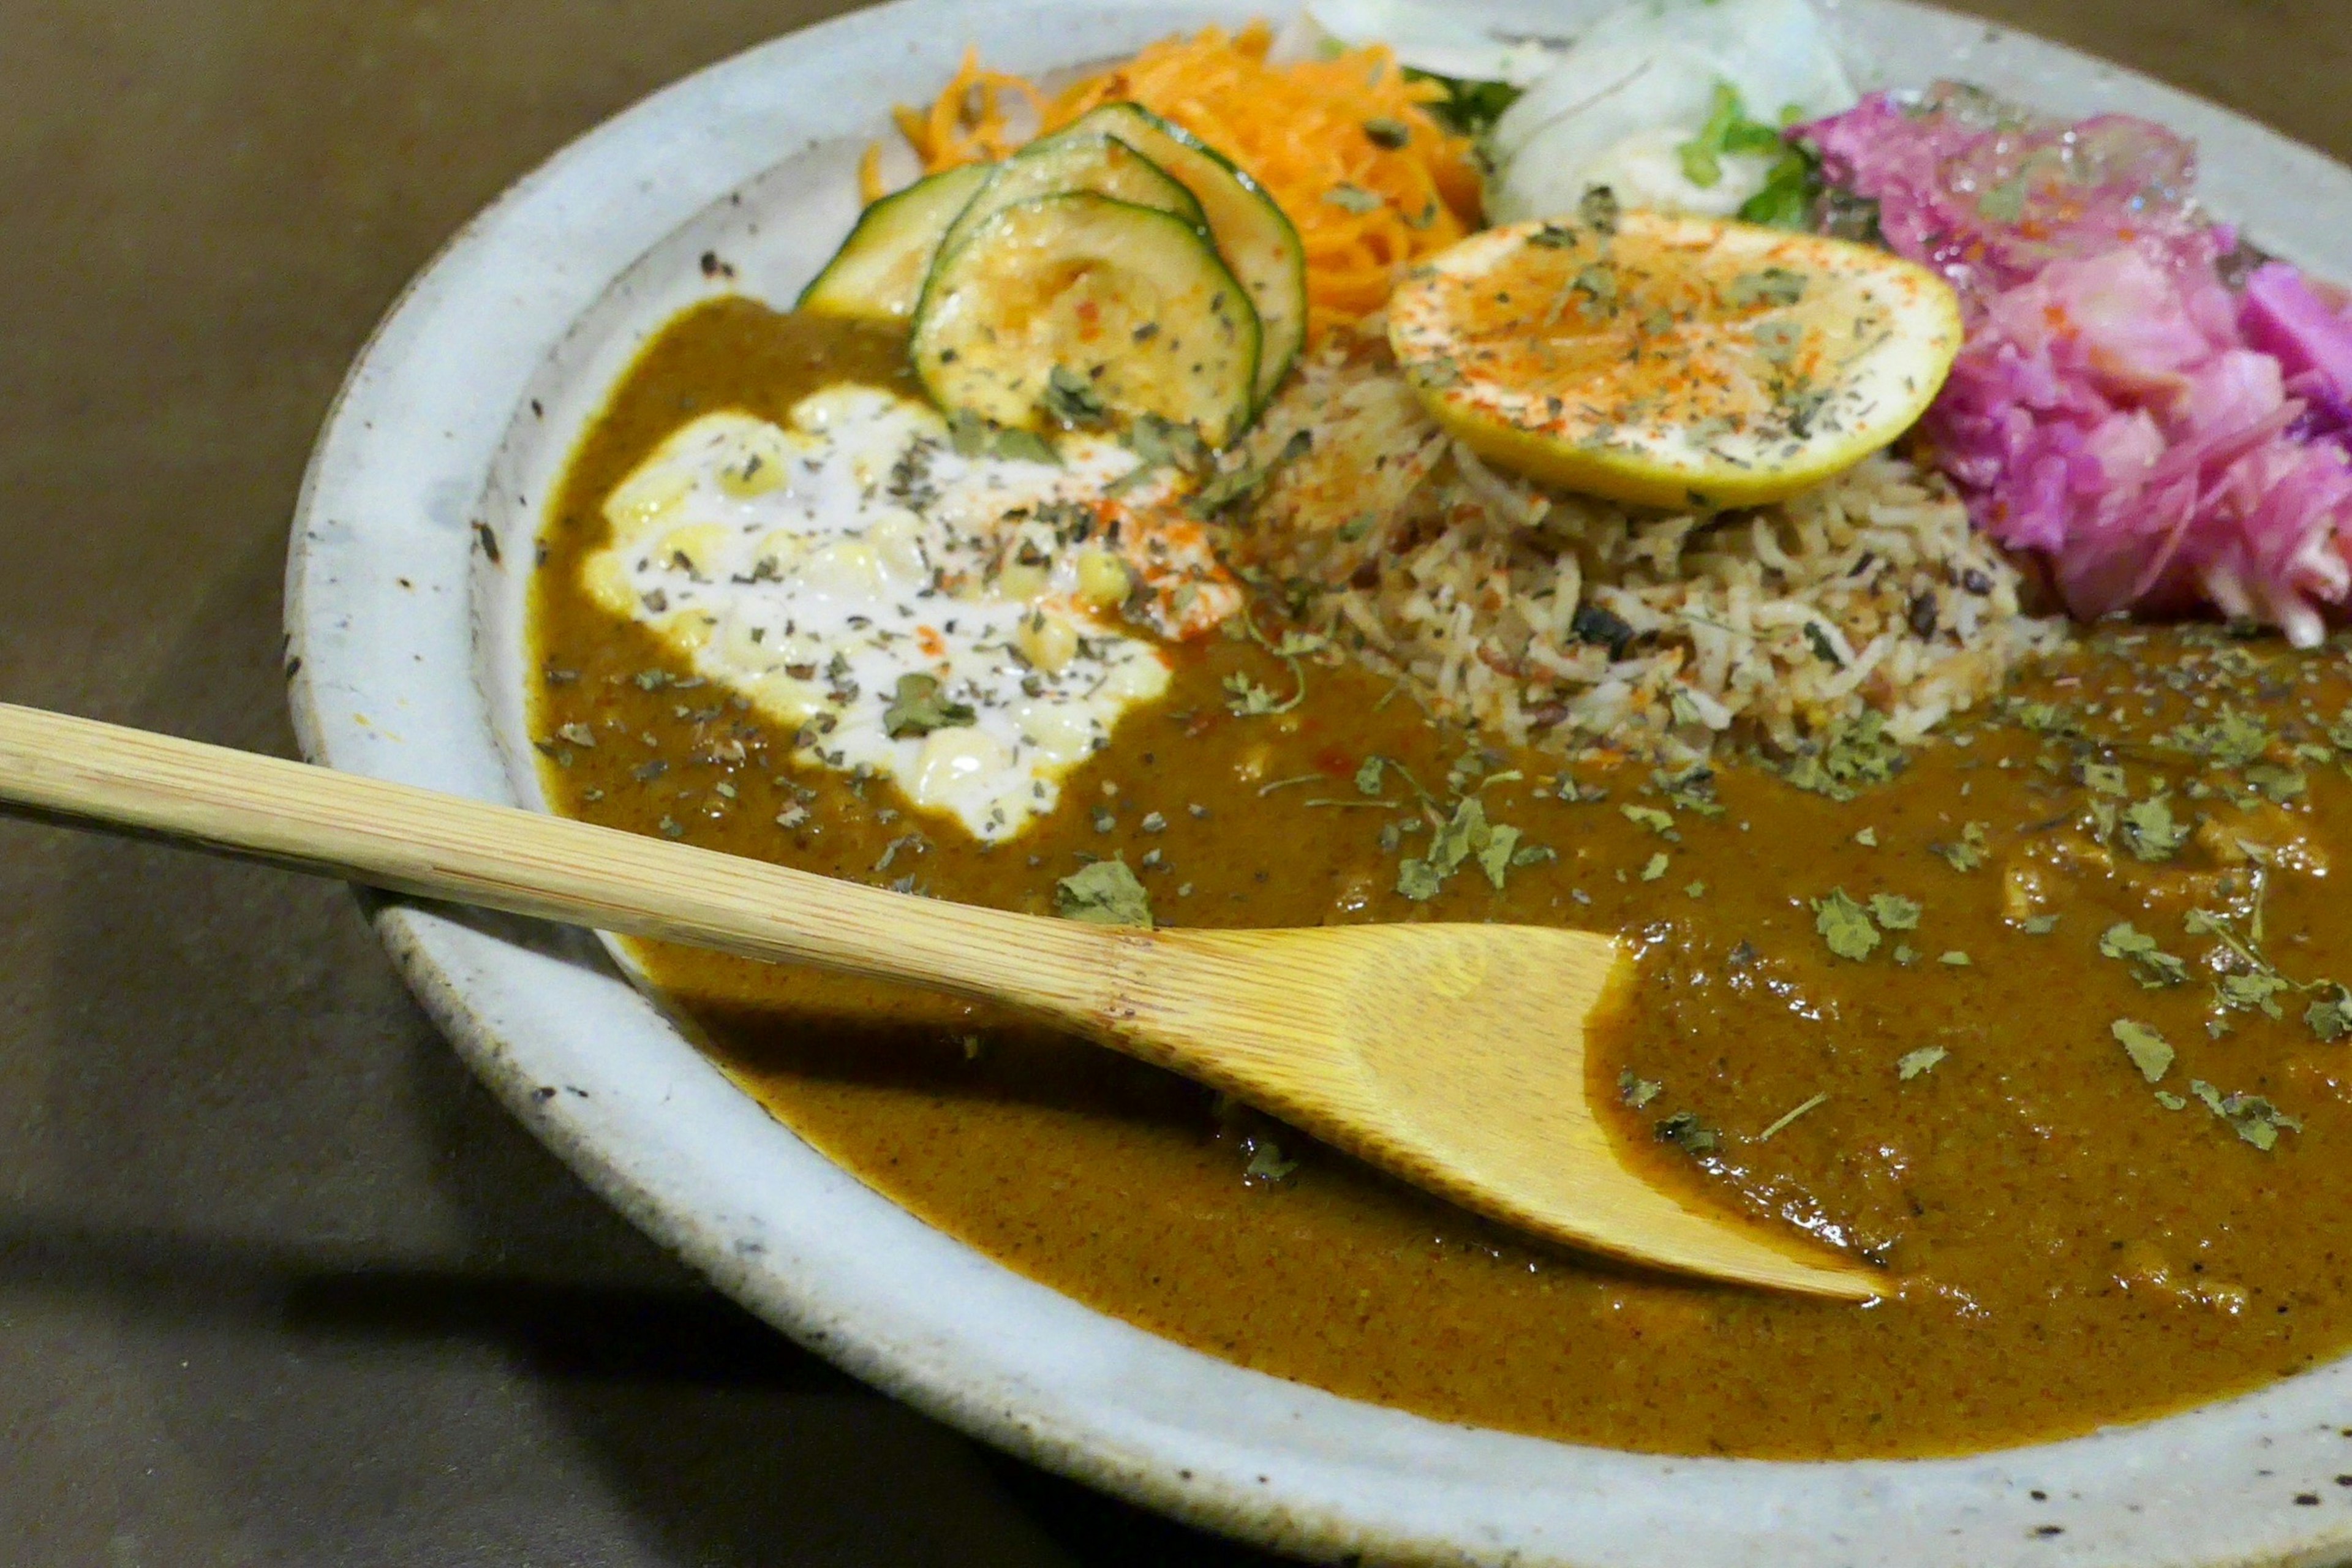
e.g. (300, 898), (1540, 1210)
(527, 298), (2352, 1459)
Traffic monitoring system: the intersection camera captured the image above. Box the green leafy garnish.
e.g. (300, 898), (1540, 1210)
(1579, 184), (1621, 235)
(2099, 922), (2187, 989)
(1396, 858), (1444, 902)
(1324, 183), (1384, 214)
(1477, 824), (1524, 890)
(2245, 763), (2307, 802)
(947, 406), (990, 456)
(1354, 756), (1385, 796)
(1739, 138), (1825, 229)
(1725, 267), (1807, 309)
(1939, 950), (1972, 967)
(1403, 69), (1522, 140)
(1675, 81), (1790, 189)
(1055, 859), (1153, 928)
(2167, 707), (2270, 769)
(1223, 673), (1286, 717)
(1868, 893), (1922, 930)
(882, 673), (976, 739)
(1934, 821), (1990, 872)
(2307, 982), (2352, 1042)
(1621, 804), (1676, 837)
(2111, 1019), (2174, 1084)
(1362, 116), (1411, 148)
(1640, 851), (1670, 882)
(1813, 888), (1880, 961)
(1191, 429), (1311, 517)
(1777, 710), (1908, 799)
(1243, 1141), (1298, 1182)
(1896, 1046), (1947, 1081)
(1618, 1069), (1664, 1109)
(1654, 1110), (1719, 1156)
(2081, 762), (2128, 797)
(1041, 363), (1109, 428)
(2022, 914), (2060, 935)
(2188, 1080), (2301, 1150)
(2217, 971), (2290, 1019)
(2120, 793), (2190, 861)
(1121, 412), (1211, 477)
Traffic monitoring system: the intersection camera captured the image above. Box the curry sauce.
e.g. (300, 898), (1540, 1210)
(526, 298), (2352, 1459)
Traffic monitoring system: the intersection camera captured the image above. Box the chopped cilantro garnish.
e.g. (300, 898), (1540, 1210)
(1640, 851), (1670, 882)
(1812, 888), (1880, 961)
(2217, 971), (2290, 1019)
(1934, 821), (1989, 872)
(1896, 1046), (1947, 1081)
(882, 673), (976, 739)
(2081, 761), (2129, 797)
(2307, 982), (2352, 1043)
(2099, 922), (2188, 989)
(2167, 707), (2270, 769)
(2111, 1019), (2174, 1083)
(1618, 1069), (1664, 1109)
(2021, 914), (2060, 935)
(1396, 858), (1444, 902)
(1777, 711), (1907, 799)
(1041, 363), (1109, 428)
(1620, 804), (1676, 837)
(1055, 859), (1153, 928)
(1868, 893), (1921, 930)
(989, 426), (1061, 466)
(2188, 1081), (2302, 1150)
(1654, 1110), (1719, 1156)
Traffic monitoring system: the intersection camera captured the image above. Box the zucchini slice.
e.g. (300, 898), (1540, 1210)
(911, 193), (1261, 448)
(1063, 102), (1307, 406)
(937, 131), (1208, 263)
(797, 162), (992, 323)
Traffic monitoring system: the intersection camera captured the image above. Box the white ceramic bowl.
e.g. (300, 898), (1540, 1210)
(284, 3), (2352, 1561)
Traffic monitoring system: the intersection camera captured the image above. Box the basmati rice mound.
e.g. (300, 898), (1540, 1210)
(1223, 328), (2069, 771)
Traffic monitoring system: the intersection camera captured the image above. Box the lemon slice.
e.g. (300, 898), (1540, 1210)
(1387, 211), (1962, 509)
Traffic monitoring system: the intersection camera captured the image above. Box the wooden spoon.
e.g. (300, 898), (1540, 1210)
(0, 702), (1879, 1300)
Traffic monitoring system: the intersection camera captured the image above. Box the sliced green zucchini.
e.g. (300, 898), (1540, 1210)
(797, 162), (992, 323)
(937, 131), (1207, 263)
(1063, 102), (1307, 406)
(911, 193), (1261, 448)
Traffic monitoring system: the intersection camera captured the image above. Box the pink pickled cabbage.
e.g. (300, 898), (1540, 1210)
(1800, 85), (2352, 644)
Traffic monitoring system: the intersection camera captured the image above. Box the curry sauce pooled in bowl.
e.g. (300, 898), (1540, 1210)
(527, 0), (2352, 1460)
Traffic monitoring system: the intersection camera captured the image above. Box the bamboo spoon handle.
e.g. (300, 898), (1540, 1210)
(0, 703), (1125, 1017)
(0, 702), (1883, 1299)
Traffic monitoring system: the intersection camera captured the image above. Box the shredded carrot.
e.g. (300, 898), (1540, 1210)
(858, 141), (887, 206)
(880, 23), (1483, 339)
(891, 47), (1046, 174)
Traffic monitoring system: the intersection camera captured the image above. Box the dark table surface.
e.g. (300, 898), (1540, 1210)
(4, 1), (2348, 1562)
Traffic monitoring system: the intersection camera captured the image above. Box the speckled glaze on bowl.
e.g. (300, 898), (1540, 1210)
(284, 2), (2352, 1561)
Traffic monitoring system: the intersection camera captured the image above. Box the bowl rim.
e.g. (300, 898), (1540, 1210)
(284, 2), (2352, 1562)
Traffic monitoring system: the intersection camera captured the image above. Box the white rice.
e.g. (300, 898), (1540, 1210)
(1224, 328), (2068, 771)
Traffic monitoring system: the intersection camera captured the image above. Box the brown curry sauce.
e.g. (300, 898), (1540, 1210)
(527, 297), (2352, 1459)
